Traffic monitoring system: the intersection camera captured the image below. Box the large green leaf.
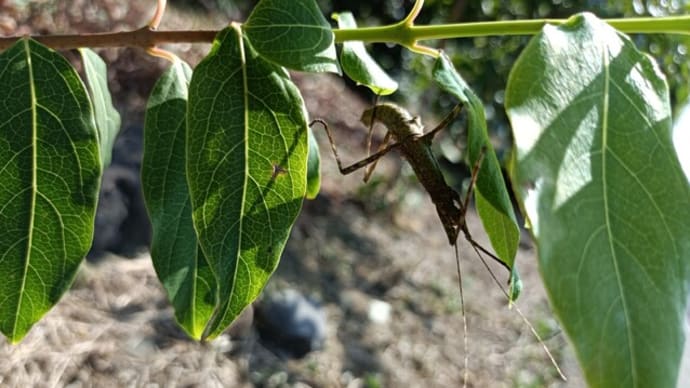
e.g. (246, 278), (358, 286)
(187, 25), (308, 339)
(142, 59), (217, 340)
(244, 0), (339, 74)
(505, 13), (690, 387)
(332, 12), (398, 95)
(432, 54), (520, 283)
(0, 39), (101, 343)
(79, 48), (120, 167)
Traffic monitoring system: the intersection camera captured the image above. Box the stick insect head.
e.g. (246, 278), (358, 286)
(360, 103), (424, 140)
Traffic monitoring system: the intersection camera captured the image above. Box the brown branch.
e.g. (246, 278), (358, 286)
(0, 27), (219, 51)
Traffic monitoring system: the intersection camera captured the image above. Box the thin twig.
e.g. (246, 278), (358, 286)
(0, 28), (218, 51)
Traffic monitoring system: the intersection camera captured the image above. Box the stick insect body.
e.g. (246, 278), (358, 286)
(362, 104), (466, 244)
(313, 102), (469, 245)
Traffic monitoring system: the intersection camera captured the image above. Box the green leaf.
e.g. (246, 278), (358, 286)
(432, 54), (520, 278)
(244, 0), (339, 74)
(142, 59), (217, 340)
(332, 12), (398, 95)
(79, 48), (121, 167)
(306, 125), (321, 199)
(509, 268), (522, 301)
(187, 25), (308, 339)
(0, 39), (100, 343)
(505, 13), (690, 387)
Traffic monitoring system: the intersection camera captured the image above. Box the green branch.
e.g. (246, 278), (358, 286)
(333, 15), (690, 45)
(1, 15), (688, 52)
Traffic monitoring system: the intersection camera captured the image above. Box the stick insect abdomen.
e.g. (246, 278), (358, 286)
(361, 103), (463, 244)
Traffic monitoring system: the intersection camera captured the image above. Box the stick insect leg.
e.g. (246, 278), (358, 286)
(309, 119), (404, 176)
(363, 96), (394, 182)
(365, 95), (380, 160)
(364, 106), (378, 180)
(363, 131), (393, 182)
(460, 146), (486, 221)
(420, 103), (464, 142)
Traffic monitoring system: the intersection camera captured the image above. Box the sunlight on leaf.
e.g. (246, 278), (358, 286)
(306, 125), (321, 199)
(0, 39), (100, 343)
(506, 13), (690, 387)
(187, 25), (308, 339)
(672, 103), (690, 181)
(244, 0), (339, 74)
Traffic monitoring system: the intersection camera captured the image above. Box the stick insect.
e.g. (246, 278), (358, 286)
(312, 102), (499, 259)
(310, 102), (565, 385)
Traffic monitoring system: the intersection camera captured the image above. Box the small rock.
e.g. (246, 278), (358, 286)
(254, 288), (326, 358)
(210, 334), (233, 353)
(368, 299), (392, 324)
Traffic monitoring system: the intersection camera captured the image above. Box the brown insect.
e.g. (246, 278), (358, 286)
(310, 103), (565, 385)
(311, 102), (477, 245)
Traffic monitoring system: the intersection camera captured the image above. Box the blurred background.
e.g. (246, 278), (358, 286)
(0, 1), (688, 387)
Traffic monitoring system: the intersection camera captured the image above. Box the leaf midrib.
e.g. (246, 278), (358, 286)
(600, 43), (637, 386)
(206, 25), (250, 336)
(13, 38), (38, 339)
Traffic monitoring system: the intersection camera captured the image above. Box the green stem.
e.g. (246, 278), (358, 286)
(1, 15), (688, 52)
(333, 15), (690, 44)
(402, 0), (425, 26)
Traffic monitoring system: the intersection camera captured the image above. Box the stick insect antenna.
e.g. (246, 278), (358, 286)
(454, 243), (470, 388)
(364, 95), (380, 181)
(421, 103), (465, 141)
(467, 241), (567, 381)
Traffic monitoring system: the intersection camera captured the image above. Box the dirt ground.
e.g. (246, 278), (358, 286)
(0, 2), (587, 387)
